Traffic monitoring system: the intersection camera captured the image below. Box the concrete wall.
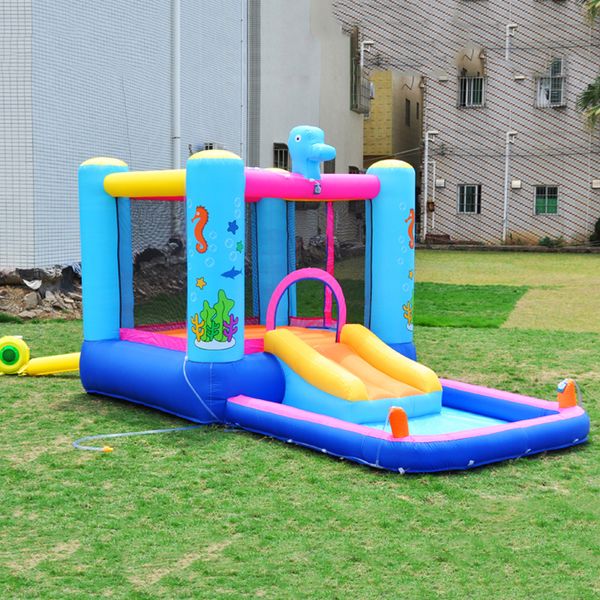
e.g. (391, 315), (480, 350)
(333, 0), (600, 244)
(1, 0), (247, 269)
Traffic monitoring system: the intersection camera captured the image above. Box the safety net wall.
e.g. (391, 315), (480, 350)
(127, 199), (187, 329)
(120, 196), (367, 331)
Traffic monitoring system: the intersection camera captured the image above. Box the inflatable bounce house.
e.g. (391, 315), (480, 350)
(78, 126), (589, 472)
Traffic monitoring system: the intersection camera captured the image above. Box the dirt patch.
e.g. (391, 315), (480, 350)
(128, 541), (231, 589)
(7, 540), (81, 573)
(502, 287), (600, 334)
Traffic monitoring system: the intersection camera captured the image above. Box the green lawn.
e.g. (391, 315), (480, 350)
(1, 252), (599, 599)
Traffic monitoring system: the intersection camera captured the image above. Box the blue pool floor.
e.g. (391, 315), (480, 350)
(366, 407), (507, 435)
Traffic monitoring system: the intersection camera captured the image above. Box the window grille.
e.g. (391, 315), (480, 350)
(458, 184), (482, 214)
(535, 186), (558, 214)
(459, 76), (485, 107)
(536, 58), (566, 108)
(349, 27), (371, 115)
(273, 143), (290, 170)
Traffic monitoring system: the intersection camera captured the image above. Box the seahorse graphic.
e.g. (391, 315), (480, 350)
(192, 206), (209, 253)
(404, 209), (415, 249)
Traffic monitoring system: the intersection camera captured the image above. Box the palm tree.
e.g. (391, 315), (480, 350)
(579, 1), (600, 126)
(585, 0), (600, 21)
(577, 77), (600, 127)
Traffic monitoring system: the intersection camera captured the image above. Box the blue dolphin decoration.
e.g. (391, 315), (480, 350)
(287, 126), (336, 180)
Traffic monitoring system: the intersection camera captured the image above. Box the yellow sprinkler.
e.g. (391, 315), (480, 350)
(0, 336), (80, 376)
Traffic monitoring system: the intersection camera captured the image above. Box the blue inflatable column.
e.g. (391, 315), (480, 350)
(186, 151), (246, 363)
(78, 158), (129, 341)
(255, 169), (294, 325)
(365, 160), (416, 357)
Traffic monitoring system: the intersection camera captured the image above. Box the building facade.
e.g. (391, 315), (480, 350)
(334, 0), (600, 244)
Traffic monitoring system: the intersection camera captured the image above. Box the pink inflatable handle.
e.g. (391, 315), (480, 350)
(265, 268), (347, 342)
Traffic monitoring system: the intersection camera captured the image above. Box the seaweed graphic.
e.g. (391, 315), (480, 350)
(190, 313), (204, 342)
(200, 300), (217, 342)
(213, 289), (235, 342)
(222, 314), (239, 343)
(402, 300), (413, 328)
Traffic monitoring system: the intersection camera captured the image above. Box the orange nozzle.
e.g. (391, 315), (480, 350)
(389, 406), (409, 438)
(556, 379), (578, 409)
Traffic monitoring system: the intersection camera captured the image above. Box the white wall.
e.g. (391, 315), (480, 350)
(0, 1), (34, 268)
(1, 0), (247, 269)
(258, 0), (364, 243)
(258, 0), (363, 171)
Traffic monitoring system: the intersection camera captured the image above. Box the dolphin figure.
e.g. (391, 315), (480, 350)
(287, 126), (336, 180)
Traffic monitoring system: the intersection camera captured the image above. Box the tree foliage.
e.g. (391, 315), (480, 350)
(577, 76), (600, 127)
(585, 0), (600, 21)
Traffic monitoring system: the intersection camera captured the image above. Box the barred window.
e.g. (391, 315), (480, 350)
(535, 186), (558, 215)
(273, 143), (289, 170)
(536, 58), (566, 108)
(459, 76), (485, 107)
(458, 184), (482, 214)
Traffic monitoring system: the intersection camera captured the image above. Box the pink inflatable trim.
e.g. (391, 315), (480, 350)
(129, 170), (381, 202)
(228, 395), (585, 443)
(265, 268), (347, 342)
(119, 328), (264, 354)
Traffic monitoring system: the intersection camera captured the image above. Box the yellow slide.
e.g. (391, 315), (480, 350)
(264, 324), (441, 402)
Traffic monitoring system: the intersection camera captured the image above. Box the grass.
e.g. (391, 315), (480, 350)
(297, 279), (526, 328)
(0, 312), (22, 324)
(337, 251), (600, 333)
(0, 321), (598, 598)
(0, 251), (599, 598)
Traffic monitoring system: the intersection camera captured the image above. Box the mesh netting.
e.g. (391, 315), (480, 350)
(294, 200), (365, 325)
(129, 200), (186, 328)
(121, 198), (366, 330)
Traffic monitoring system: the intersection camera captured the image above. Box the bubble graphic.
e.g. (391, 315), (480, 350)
(209, 244), (217, 253)
(396, 257), (405, 266)
(208, 230), (217, 240)
(224, 238), (234, 249)
(234, 197), (242, 207)
(234, 208), (242, 219)
(205, 257), (215, 268)
(229, 252), (238, 262)
(190, 292), (197, 303)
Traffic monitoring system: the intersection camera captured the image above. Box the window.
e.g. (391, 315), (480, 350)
(535, 186), (558, 214)
(459, 76), (485, 107)
(273, 143), (289, 170)
(458, 184), (482, 214)
(536, 58), (566, 108)
(324, 158), (336, 174)
(405, 99), (411, 126)
(349, 27), (371, 115)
